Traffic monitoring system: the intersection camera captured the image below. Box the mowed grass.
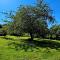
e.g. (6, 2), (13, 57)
(0, 36), (60, 60)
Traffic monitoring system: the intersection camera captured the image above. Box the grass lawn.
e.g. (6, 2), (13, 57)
(0, 36), (60, 60)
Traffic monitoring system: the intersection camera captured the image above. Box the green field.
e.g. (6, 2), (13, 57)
(0, 36), (60, 60)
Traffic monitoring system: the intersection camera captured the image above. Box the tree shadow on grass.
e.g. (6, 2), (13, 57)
(8, 38), (60, 52)
(0, 36), (14, 40)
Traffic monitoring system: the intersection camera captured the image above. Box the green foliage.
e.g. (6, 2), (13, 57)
(0, 24), (2, 28)
(0, 25), (8, 36)
(50, 24), (60, 39)
(9, 0), (54, 39)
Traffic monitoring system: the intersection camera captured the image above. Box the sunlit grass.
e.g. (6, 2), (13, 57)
(0, 36), (60, 60)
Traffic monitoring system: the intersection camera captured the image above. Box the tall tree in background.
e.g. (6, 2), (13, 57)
(9, 0), (55, 40)
(50, 25), (60, 39)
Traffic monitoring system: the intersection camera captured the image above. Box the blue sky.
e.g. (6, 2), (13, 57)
(0, 0), (60, 25)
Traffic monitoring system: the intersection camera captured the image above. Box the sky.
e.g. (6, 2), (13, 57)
(0, 0), (60, 25)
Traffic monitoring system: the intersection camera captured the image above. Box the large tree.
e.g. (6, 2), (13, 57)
(9, 0), (54, 40)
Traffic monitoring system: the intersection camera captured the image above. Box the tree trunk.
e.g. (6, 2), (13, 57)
(30, 33), (34, 40)
(56, 35), (58, 40)
(50, 34), (52, 39)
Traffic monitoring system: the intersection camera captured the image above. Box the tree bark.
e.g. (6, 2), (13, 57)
(50, 34), (52, 39)
(30, 33), (34, 40)
(56, 35), (58, 40)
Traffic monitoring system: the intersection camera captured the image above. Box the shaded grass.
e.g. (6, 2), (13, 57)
(0, 36), (60, 60)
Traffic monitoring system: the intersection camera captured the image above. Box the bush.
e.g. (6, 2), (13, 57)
(0, 29), (7, 36)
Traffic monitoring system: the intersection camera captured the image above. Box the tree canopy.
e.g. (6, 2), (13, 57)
(7, 0), (55, 40)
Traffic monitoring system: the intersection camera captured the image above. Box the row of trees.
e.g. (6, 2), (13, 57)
(0, 0), (60, 40)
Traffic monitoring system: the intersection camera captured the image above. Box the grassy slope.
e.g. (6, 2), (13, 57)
(0, 36), (60, 60)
